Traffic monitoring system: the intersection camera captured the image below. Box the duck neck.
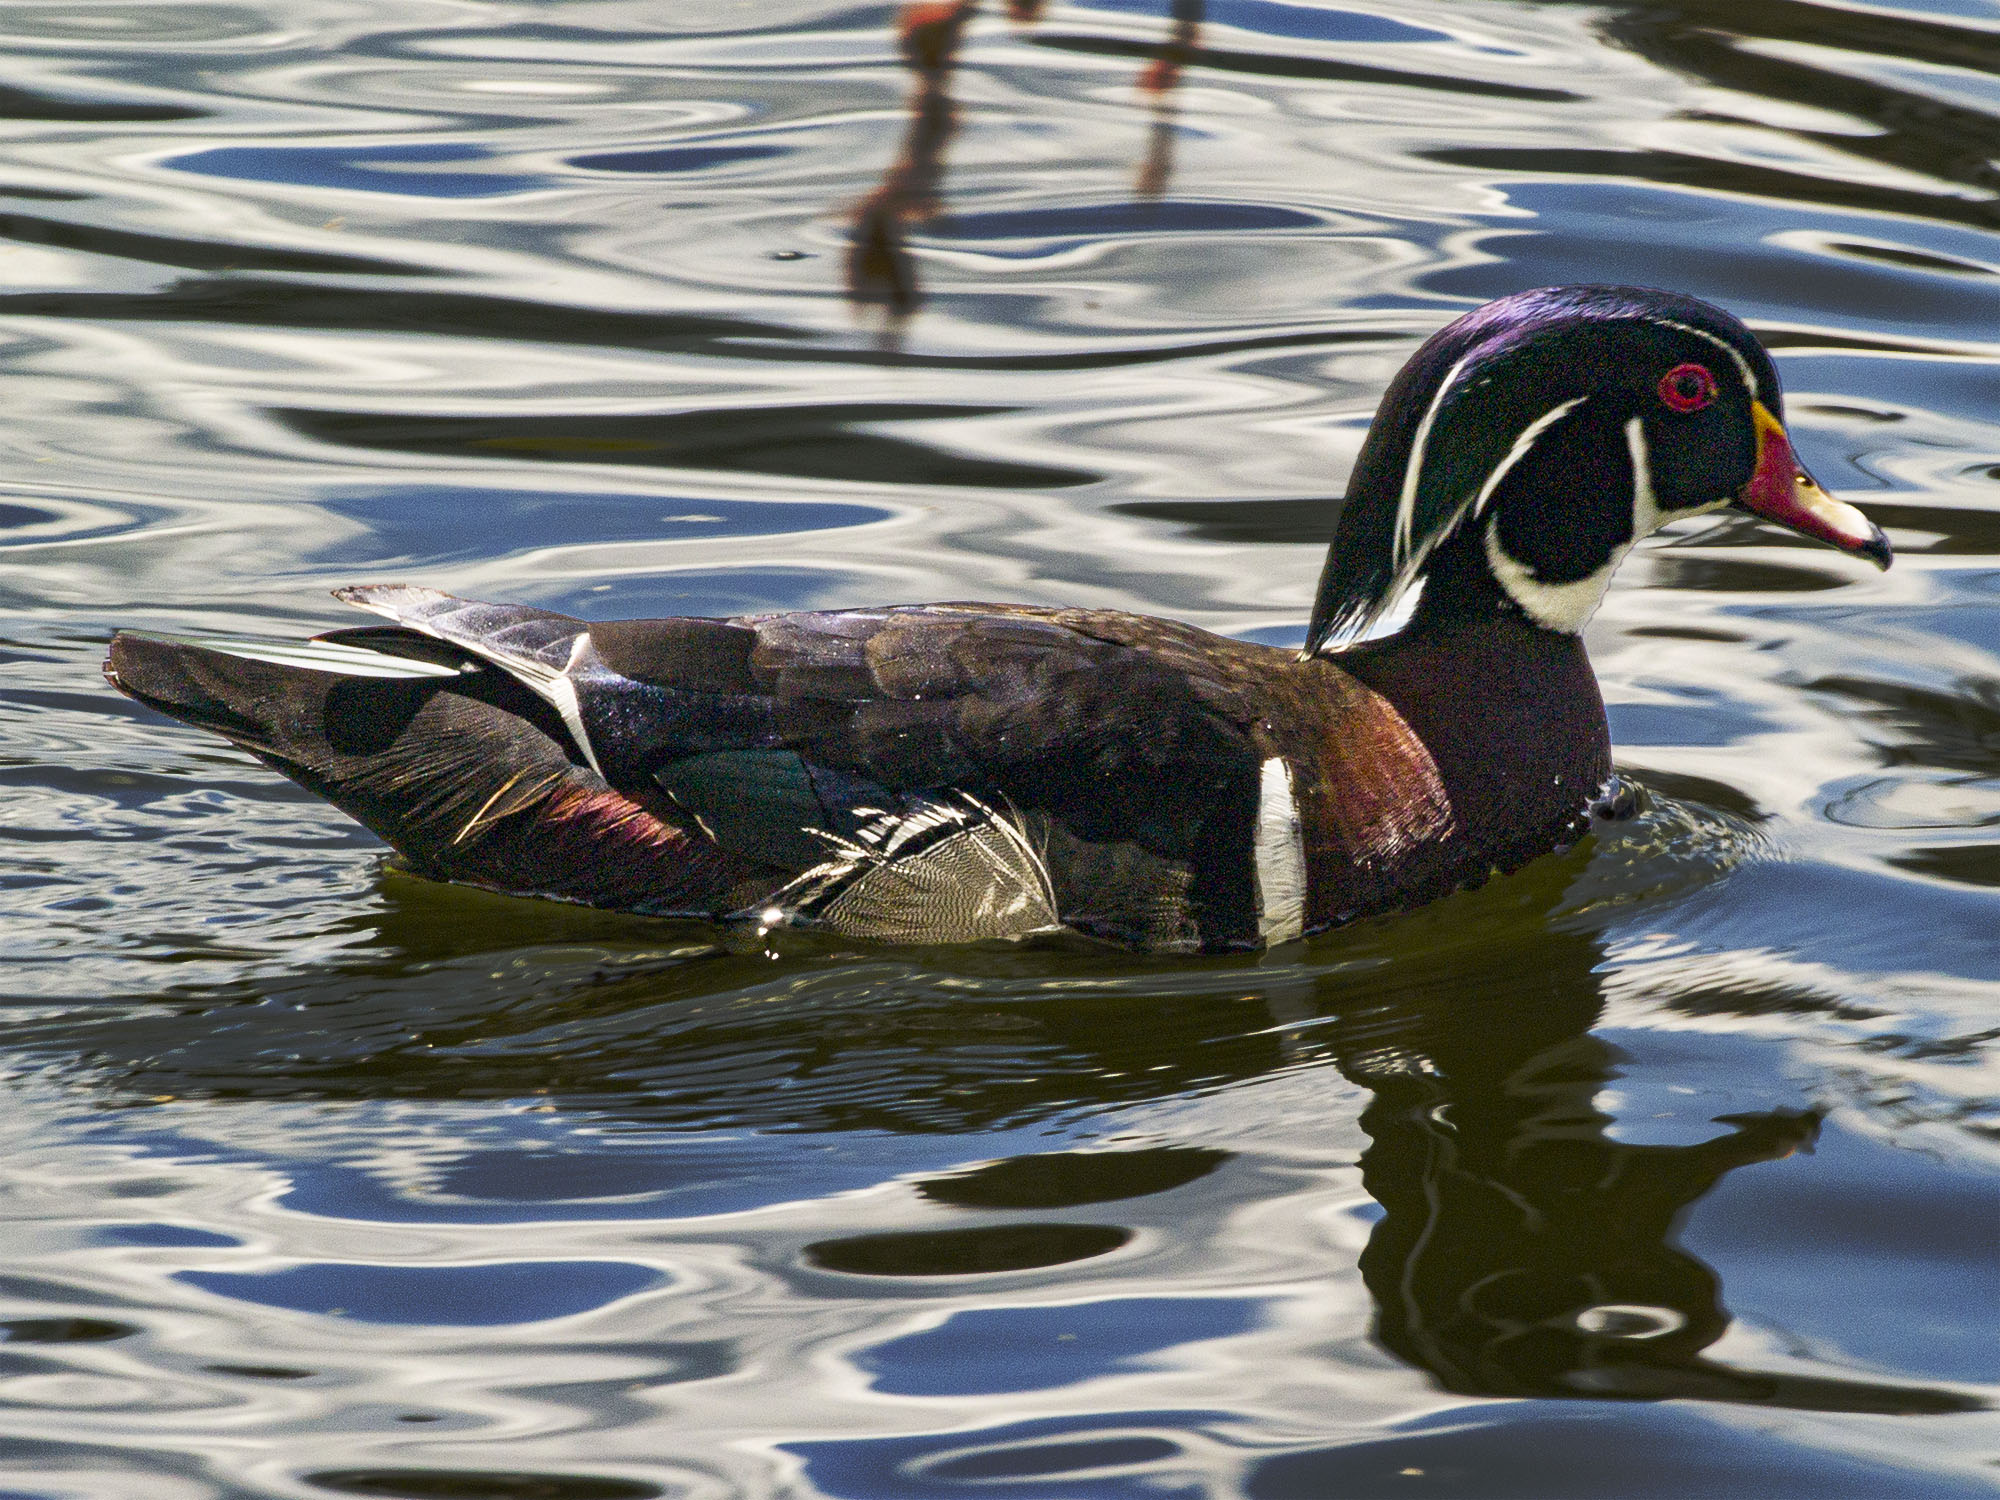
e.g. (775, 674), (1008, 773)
(1334, 559), (1612, 865)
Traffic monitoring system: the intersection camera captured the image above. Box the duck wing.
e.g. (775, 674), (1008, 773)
(335, 585), (1277, 948)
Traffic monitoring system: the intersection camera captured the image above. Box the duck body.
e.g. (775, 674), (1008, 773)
(104, 285), (1890, 951)
(106, 585), (1601, 951)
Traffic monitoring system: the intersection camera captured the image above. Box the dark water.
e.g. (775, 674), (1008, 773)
(0, 0), (1994, 1495)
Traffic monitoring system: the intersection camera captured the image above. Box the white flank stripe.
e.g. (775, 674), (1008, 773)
(1255, 756), (1307, 946)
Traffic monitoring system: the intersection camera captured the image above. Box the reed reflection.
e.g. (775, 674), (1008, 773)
(848, 0), (1206, 332)
(847, 1), (974, 325)
(1135, 0), (1205, 198)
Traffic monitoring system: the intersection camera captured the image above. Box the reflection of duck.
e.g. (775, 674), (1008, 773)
(846, 0), (1206, 326)
(106, 288), (1887, 949)
(1333, 928), (1975, 1413)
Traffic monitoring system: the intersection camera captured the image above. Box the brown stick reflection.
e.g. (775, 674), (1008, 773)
(1136, 0), (1206, 197)
(847, 0), (1206, 333)
(847, 2), (977, 326)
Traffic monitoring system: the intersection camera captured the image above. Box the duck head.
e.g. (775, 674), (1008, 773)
(1302, 285), (1890, 655)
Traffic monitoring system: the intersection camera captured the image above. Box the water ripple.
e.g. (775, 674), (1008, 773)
(0, 0), (1990, 1494)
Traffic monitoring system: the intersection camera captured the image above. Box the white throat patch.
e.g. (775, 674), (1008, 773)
(1484, 521), (1630, 634)
(1484, 415), (1723, 634)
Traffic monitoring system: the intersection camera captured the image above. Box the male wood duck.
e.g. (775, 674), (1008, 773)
(105, 286), (1890, 952)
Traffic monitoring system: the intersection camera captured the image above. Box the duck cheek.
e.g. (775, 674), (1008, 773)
(1483, 517), (1631, 635)
(1632, 409), (1746, 526)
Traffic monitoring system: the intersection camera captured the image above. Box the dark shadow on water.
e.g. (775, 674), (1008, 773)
(916, 1144), (1230, 1206)
(270, 402), (1096, 489)
(0, 278), (788, 351)
(1334, 984), (1972, 1412)
(1113, 495), (1340, 544)
(1030, 30), (1576, 102)
(0, 81), (204, 124)
(305, 1471), (662, 1500)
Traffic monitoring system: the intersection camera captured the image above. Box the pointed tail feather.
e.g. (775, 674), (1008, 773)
(103, 630), (754, 914)
(114, 629), (473, 681)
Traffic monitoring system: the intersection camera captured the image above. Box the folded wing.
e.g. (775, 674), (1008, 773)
(110, 588), (1280, 946)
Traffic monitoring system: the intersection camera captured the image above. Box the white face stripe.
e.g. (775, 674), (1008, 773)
(1254, 756), (1307, 946)
(1625, 415), (1662, 537)
(1472, 396), (1586, 519)
(1394, 349), (1480, 570)
(1652, 318), (1760, 400)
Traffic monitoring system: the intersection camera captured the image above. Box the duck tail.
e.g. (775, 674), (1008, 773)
(102, 628), (749, 914)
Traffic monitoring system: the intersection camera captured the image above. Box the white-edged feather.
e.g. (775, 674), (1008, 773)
(754, 792), (1061, 943)
(127, 631), (470, 680)
(336, 584), (606, 776)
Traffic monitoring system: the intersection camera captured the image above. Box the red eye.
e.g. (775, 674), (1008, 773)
(1658, 362), (1717, 413)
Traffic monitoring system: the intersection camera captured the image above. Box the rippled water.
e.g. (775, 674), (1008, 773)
(0, 0), (1995, 1495)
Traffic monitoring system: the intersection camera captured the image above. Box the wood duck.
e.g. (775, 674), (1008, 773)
(105, 285), (1890, 952)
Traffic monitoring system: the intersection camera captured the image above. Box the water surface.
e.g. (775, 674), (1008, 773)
(0, 1), (1994, 1495)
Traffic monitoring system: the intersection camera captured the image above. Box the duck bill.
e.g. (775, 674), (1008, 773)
(1737, 402), (1891, 569)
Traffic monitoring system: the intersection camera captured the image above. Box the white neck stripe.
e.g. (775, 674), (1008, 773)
(1394, 349), (1479, 571)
